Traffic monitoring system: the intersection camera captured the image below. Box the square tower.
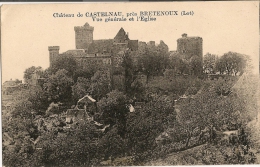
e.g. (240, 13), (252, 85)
(74, 22), (94, 50)
(48, 46), (60, 67)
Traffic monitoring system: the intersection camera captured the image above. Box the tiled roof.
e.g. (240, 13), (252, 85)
(114, 28), (129, 41)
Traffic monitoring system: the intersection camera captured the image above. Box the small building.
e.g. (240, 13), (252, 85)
(65, 109), (92, 124)
(66, 95), (97, 124)
(2, 79), (20, 95)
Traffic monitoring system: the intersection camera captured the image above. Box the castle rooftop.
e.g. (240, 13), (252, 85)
(178, 33), (202, 40)
(114, 27), (129, 41)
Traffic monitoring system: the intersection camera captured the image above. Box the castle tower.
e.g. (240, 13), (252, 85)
(177, 33), (203, 59)
(74, 22), (94, 50)
(48, 46), (60, 67)
(177, 33), (203, 75)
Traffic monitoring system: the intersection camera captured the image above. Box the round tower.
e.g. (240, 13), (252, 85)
(177, 33), (203, 75)
(177, 33), (203, 60)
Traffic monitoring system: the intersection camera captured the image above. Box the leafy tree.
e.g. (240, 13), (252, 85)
(3, 90), (42, 167)
(177, 76), (249, 147)
(98, 90), (128, 137)
(212, 77), (234, 96)
(43, 69), (74, 103)
(24, 66), (43, 83)
(122, 50), (134, 94)
(189, 55), (203, 76)
(11, 86), (48, 115)
(72, 77), (91, 103)
(164, 69), (176, 79)
(137, 47), (165, 83)
(88, 70), (111, 101)
(30, 120), (98, 166)
(215, 52), (247, 75)
(130, 78), (145, 101)
(168, 53), (188, 74)
(203, 53), (218, 74)
(215, 57), (226, 74)
(126, 95), (176, 155)
(73, 68), (93, 81)
(98, 127), (125, 161)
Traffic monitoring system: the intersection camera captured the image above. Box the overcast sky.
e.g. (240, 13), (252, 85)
(1, 2), (259, 83)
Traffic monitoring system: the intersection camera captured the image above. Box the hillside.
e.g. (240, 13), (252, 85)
(145, 73), (259, 165)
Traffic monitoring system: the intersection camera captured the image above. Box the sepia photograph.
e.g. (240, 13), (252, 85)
(1, 2), (260, 166)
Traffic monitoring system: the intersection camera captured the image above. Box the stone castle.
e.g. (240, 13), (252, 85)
(48, 22), (139, 70)
(48, 22), (203, 75)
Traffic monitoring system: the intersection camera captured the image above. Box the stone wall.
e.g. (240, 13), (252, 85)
(75, 55), (111, 70)
(88, 39), (113, 54)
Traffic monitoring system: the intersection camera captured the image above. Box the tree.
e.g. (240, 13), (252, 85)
(3, 89), (42, 167)
(88, 70), (111, 101)
(203, 53), (218, 74)
(212, 77), (233, 96)
(98, 90), (128, 137)
(43, 69), (74, 103)
(168, 53), (188, 74)
(30, 120), (98, 166)
(230, 53), (247, 76)
(72, 77), (91, 103)
(24, 66), (43, 83)
(121, 50), (134, 94)
(98, 127), (125, 161)
(137, 47), (165, 83)
(11, 85), (48, 115)
(125, 95), (175, 155)
(130, 78), (145, 101)
(215, 57), (226, 74)
(189, 55), (203, 76)
(215, 52), (247, 75)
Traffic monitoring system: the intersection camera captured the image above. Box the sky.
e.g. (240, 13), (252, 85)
(1, 1), (259, 83)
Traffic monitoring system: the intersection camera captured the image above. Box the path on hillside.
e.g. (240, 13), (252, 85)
(145, 144), (207, 166)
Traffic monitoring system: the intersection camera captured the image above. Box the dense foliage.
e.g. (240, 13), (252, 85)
(3, 46), (258, 166)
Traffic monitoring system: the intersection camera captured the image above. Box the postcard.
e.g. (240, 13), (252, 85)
(1, 2), (259, 166)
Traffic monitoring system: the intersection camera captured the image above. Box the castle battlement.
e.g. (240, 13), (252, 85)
(48, 46), (60, 51)
(177, 34), (203, 41)
(74, 22), (94, 31)
(147, 41), (155, 46)
(74, 26), (94, 31)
